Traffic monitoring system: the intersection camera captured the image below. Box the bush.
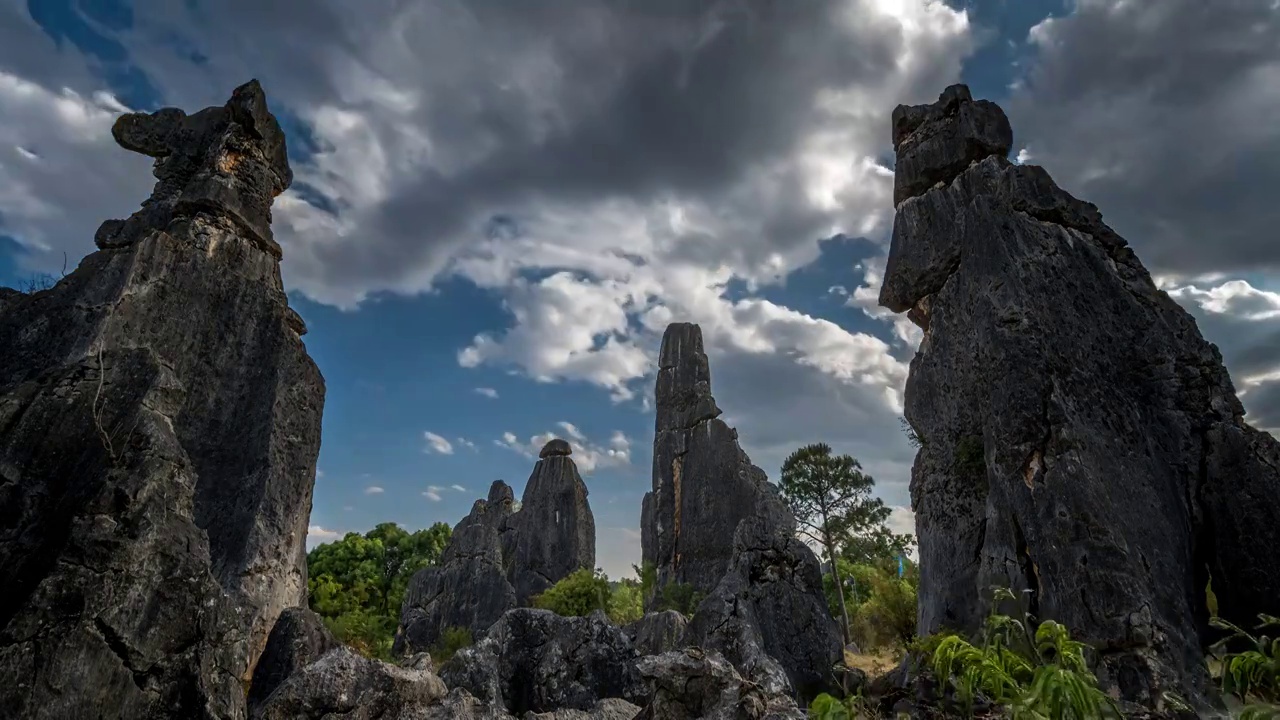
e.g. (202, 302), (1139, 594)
(808, 690), (875, 719)
(430, 626), (473, 665)
(632, 561), (702, 616)
(532, 568), (612, 617)
(609, 580), (644, 625)
(922, 588), (1119, 718)
(827, 561), (917, 651)
(321, 610), (397, 661)
(1210, 613), (1280, 714)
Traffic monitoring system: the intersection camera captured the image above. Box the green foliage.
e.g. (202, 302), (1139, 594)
(533, 568), (613, 617)
(824, 559), (918, 650)
(808, 690), (875, 719)
(305, 522), (451, 658)
(1210, 614), (1280, 706)
(633, 561), (702, 615)
(430, 626), (473, 665)
(609, 580), (645, 625)
(924, 588), (1119, 719)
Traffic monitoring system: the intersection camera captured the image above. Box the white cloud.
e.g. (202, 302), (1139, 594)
(423, 487), (443, 502)
(306, 525), (343, 549)
(423, 431), (454, 455)
(496, 425), (632, 473)
(474, 387), (499, 399)
(364, 485), (384, 495)
(450, 484), (467, 492)
(455, 437), (477, 451)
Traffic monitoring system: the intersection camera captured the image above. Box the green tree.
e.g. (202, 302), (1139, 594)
(780, 443), (893, 646)
(609, 580), (644, 625)
(532, 568), (613, 617)
(305, 522), (452, 658)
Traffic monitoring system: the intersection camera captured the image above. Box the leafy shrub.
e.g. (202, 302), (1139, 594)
(658, 581), (704, 616)
(430, 626), (473, 665)
(825, 560), (918, 650)
(321, 610), (397, 661)
(609, 580), (644, 625)
(924, 588), (1119, 719)
(532, 568), (612, 617)
(808, 691), (874, 719)
(1211, 613), (1280, 713)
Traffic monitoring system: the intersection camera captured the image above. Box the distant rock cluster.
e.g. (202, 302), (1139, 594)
(394, 438), (596, 656)
(881, 84), (1280, 713)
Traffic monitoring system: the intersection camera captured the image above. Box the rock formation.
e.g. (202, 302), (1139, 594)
(440, 608), (648, 714)
(640, 323), (842, 701)
(641, 323), (795, 599)
(248, 607), (340, 710)
(880, 84), (1280, 711)
(0, 80), (323, 719)
(397, 439), (595, 654)
(635, 648), (806, 720)
(624, 610), (689, 657)
(504, 438), (596, 605)
(252, 645), (450, 720)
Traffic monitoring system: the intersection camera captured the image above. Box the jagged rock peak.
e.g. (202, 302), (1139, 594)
(890, 83), (1012, 207)
(654, 322), (722, 432)
(96, 79), (293, 258)
(879, 85), (1280, 712)
(487, 479), (516, 506)
(540, 438), (573, 457)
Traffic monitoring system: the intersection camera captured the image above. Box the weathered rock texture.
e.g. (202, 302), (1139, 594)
(0, 80), (323, 719)
(440, 608), (648, 715)
(251, 646), (449, 720)
(684, 516), (843, 702)
(624, 610), (689, 657)
(881, 84), (1280, 711)
(640, 323), (841, 700)
(635, 648), (805, 720)
(248, 607), (339, 711)
(397, 444), (595, 654)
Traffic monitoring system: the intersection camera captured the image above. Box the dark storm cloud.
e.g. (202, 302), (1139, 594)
(1008, 0), (1280, 275)
(117, 0), (962, 297)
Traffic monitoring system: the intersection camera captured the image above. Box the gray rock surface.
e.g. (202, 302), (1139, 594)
(249, 607), (340, 711)
(640, 323), (841, 701)
(398, 449), (595, 654)
(395, 481), (520, 655)
(640, 323), (796, 602)
(684, 516), (843, 703)
(635, 648), (805, 720)
(625, 610), (689, 657)
(440, 608), (648, 715)
(505, 447), (596, 605)
(880, 84), (1280, 712)
(250, 646), (448, 720)
(0, 80), (322, 719)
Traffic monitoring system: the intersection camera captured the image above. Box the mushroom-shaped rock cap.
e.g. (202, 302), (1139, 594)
(539, 438), (573, 458)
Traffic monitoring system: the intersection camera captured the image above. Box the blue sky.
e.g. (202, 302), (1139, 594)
(4, 0), (1279, 579)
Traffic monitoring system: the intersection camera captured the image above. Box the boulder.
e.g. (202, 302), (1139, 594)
(0, 80), (322, 719)
(440, 608), (648, 714)
(248, 607), (340, 710)
(684, 516), (843, 703)
(880, 84), (1280, 713)
(249, 646), (448, 720)
(398, 446), (596, 654)
(635, 648), (805, 720)
(625, 610), (689, 657)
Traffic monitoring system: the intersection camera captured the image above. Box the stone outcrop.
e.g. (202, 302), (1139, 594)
(640, 323), (842, 701)
(881, 84), (1280, 712)
(0, 80), (323, 719)
(635, 648), (806, 720)
(640, 323), (796, 600)
(624, 610), (689, 657)
(250, 646), (449, 720)
(684, 516), (843, 702)
(397, 441), (595, 654)
(504, 439), (596, 606)
(439, 608), (648, 714)
(395, 481), (520, 655)
(248, 607), (340, 711)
